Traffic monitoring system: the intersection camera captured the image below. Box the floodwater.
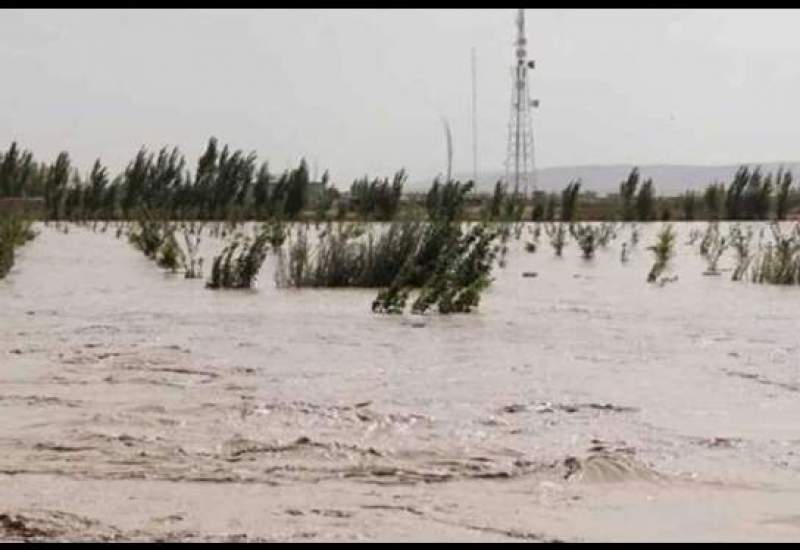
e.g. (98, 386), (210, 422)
(1, 221), (799, 541)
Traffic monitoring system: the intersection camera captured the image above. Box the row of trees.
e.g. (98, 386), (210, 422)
(1, 140), (798, 222)
(0, 139), (341, 221)
(539, 166), (797, 222)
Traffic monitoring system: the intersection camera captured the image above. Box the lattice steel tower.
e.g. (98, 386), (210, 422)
(504, 8), (538, 196)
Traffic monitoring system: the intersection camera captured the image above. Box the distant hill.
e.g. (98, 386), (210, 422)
(409, 163), (800, 196)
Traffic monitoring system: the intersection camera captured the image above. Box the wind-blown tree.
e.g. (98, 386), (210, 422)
(194, 138), (219, 218)
(121, 149), (152, 218)
(488, 181), (506, 220)
(426, 179), (474, 222)
(703, 182), (725, 220)
(503, 185), (526, 221)
(681, 190), (697, 220)
(63, 170), (85, 220)
(252, 162), (272, 219)
(283, 158), (309, 219)
(485, 181), (524, 221)
(635, 177), (656, 221)
(350, 169), (405, 221)
(725, 167), (749, 220)
(0, 142), (38, 198)
(775, 167), (794, 220)
(148, 147), (186, 217)
(560, 179), (581, 222)
(742, 167), (771, 220)
(84, 160), (109, 218)
(619, 167), (640, 221)
(44, 152), (71, 219)
(544, 193), (557, 221)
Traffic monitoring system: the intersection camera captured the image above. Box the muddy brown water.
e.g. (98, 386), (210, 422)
(1, 221), (799, 541)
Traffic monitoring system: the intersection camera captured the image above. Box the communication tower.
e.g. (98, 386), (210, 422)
(504, 8), (538, 196)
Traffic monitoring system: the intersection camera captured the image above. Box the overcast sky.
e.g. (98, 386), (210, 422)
(3, 9), (800, 186)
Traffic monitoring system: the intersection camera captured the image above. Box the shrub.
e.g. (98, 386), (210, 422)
(207, 230), (271, 289)
(545, 222), (567, 256)
(647, 224), (676, 283)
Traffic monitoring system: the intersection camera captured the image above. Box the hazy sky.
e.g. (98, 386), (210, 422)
(3, 9), (800, 186)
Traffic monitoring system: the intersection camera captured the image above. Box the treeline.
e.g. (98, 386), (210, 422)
(0, 139), (362, 221)
(529, 167), (798, 222)
(2, 140), (798, 222)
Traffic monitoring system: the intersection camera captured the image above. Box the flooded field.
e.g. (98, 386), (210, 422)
(2, 222), (800, 541)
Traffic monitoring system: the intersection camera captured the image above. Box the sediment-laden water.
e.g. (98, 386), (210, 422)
(1, 221), (799, 541)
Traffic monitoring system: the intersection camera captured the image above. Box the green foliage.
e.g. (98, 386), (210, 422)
(350, 170), (405, 221)
(207, 230), (271, 289)
(636, 178), (656, 221)
(278, 222), (432, 289)
(775, 168), (794, 220)
(703, 182), (725, 220)
(619, 168), (640, 222)
(569, 223), (597, 259)
(373, 223), (502, 315)
(157, 232), (185, 273)
(263, 219), (287, 250)
(408, 224), (500, 314)
(425, 179), (474, 222)
(544, 194), (557, 221)
(647, 224), (676, 283)
(128, 214), (172, 259)
(545, 222), (567, 256)
(560, 179), (581, 222)
(681, 190), (697, 221)
(0, 215), (35, 279)
(746, 223), (800, 285)
(5, 139), (798, 225)
(0, 142), (40, 198)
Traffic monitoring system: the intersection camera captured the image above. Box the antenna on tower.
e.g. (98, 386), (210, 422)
(504, 8), (538, 197)
(471, 47), (478, 184)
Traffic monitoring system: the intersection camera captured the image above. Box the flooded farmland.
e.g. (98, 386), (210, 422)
(2, 221), (800, 541)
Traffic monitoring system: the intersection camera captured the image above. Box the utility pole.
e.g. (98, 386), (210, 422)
(441, 117), (453, 183)
(471, 46), (478, 184)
